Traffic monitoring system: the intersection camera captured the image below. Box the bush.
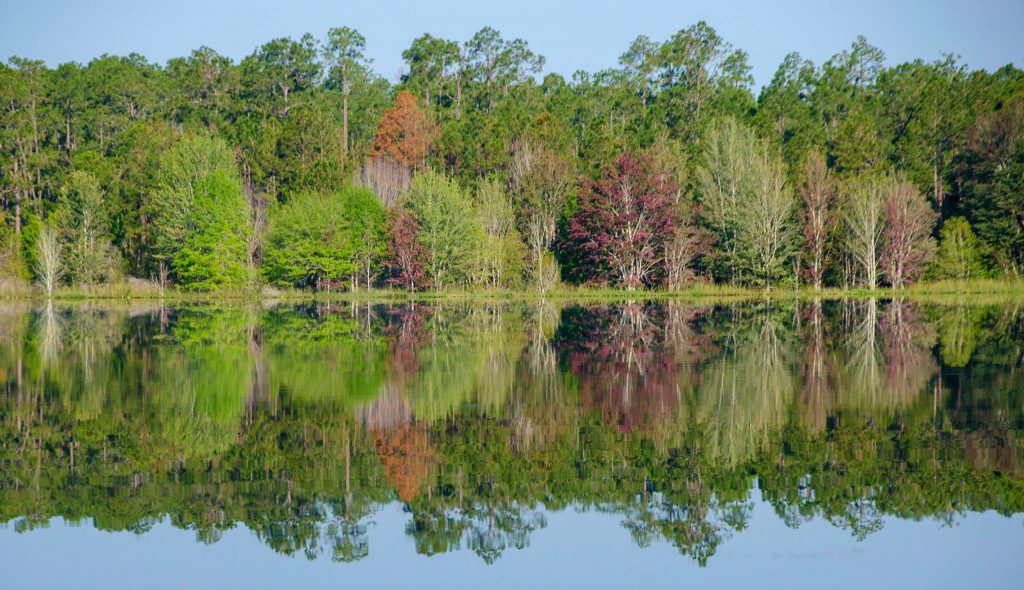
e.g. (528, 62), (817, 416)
(262, 186), (386, 289)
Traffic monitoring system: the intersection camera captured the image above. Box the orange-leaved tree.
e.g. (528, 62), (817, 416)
(371, 90), (436, 170)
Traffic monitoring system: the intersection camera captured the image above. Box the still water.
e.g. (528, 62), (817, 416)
(0, 300), (1021, 588)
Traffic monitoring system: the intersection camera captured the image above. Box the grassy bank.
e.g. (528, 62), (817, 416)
(1, 278), (1021, 304)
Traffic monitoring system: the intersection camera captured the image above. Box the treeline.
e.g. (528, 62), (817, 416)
(1, 23), (1022, 292)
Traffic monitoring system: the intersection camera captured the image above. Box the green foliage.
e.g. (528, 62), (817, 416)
(172, 170), (252, 289)
(403, 170), (480, 288)
(0, 27), (1022, 291)
(1, 302), (1022, 564)
(150, 134), (239, 264)
(54, 170), (121, 284)
(936, 217), (984, 280)
(262, 186), (386, 289)
(697, 117), (795, 286)
(471, 177), (526, 288)
(19, 211), (41, 280)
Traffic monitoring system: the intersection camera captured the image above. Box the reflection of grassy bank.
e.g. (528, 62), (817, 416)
(2, 278), (1023, 303)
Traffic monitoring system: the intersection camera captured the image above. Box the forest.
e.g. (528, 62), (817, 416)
(1, 22), (1022, 293)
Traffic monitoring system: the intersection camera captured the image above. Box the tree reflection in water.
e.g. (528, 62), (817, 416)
(0, 300), (1022, 565)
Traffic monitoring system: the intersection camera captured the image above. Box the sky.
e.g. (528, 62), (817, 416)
(1, 0), (1022, 90)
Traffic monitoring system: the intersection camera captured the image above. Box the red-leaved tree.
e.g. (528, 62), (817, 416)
(385, 209), (430, 290)
(564, 154), (681, 289)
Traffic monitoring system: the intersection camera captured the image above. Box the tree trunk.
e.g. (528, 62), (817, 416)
(342, 74), (350, 154)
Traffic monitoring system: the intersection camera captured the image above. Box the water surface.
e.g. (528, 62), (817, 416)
(1, 300), (1022, 588)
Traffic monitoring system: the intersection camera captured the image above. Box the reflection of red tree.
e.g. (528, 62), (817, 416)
(373, 424), (436, 502)
(556, 304), (713, 433)
(879, 301), (937, 405)
(798, 301), (837, 431)
(383, 305), (433, 382)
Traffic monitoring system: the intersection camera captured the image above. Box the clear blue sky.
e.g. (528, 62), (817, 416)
(2, 0), (1021, 90)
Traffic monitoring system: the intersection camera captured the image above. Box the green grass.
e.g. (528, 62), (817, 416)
(1, 277), (1021, 304)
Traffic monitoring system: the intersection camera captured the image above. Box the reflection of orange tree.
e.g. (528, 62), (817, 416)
(2, 302), (1024, 566)
(372, 423), (436, 502)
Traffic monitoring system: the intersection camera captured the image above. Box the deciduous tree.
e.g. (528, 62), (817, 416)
(564, 153), (679, 289)
(372, 91), (436, 169)
(936, 217), (983, 281)
(880, 179), (937, 287)
(799, 152), (837, 289)
(403, 170), (477, 288)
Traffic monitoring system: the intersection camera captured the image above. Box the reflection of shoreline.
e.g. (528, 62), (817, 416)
(0, 301), (1021, 564)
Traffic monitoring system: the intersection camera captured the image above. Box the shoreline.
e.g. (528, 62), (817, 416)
(1, 279), (1020, 304)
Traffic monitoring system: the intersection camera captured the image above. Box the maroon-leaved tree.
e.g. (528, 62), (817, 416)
(385, 209), (430, 291)
(565, 154), (681, 289)
(880, 180), (938, 287)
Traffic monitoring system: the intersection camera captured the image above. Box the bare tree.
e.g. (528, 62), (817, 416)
(739, 149), (795, 287)
(35, 226), (64, 297)
(843, 176), (886, 290)
(798, 152), (837, 290)
(664, 224), (706, 289)
(355, 157), (412, 208)
(508, 139), (572, 292)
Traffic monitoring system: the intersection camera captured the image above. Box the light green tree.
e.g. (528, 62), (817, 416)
(404, 170), (478, 288)
(936, 217), (983, 281)
(263, 187), (385, 289)
(473, 177), (525, 288)
(150, 134), (238, 262)
(56, 170), (120, 284)
(698, 117), (794, 286)
(172, 170), (252, 289)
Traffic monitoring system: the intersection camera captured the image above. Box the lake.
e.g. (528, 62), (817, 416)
(0, 299), (1022, 588)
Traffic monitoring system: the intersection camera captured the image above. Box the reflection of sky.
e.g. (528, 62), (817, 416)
(2, 495), (1021, 589)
